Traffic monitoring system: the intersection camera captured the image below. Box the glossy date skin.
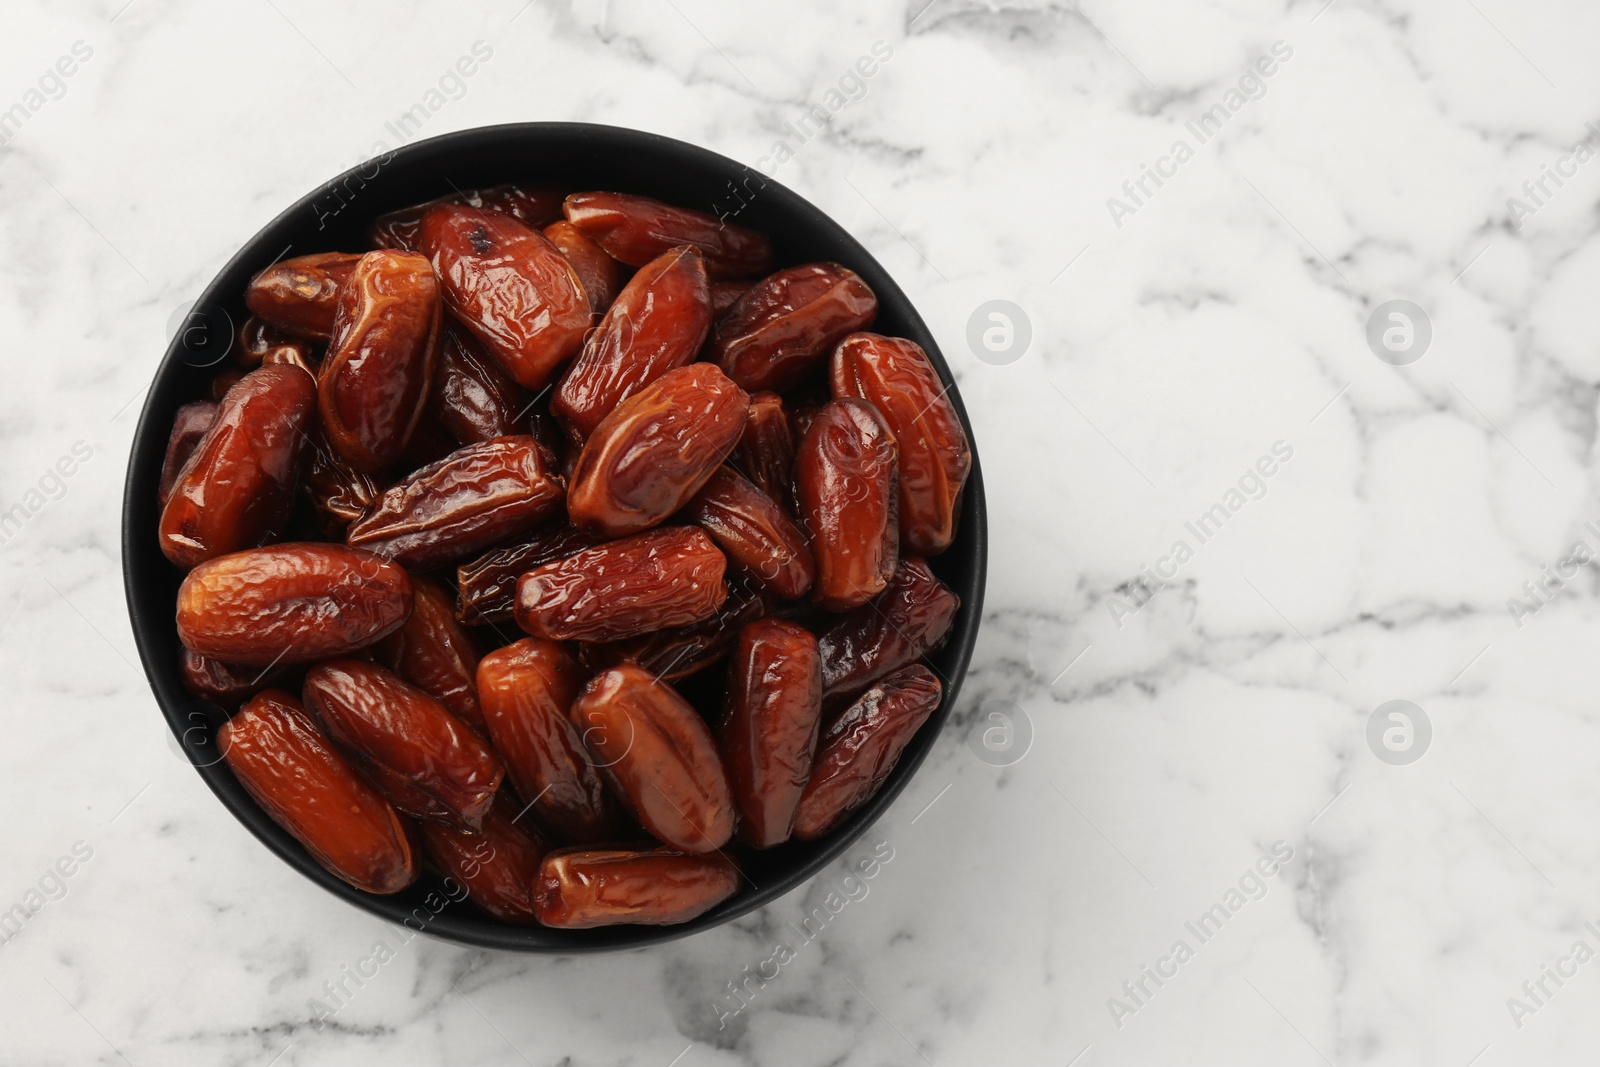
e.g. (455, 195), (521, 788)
(544, 219), (623, 315)
(563, 191), (773, 280)
(419, 204), (590, 391)
(178, 647), (286, 704)
(303, 427), (382, 535)
(514, 526), (728, 643)
(567, 363), (750, 538)
(710, 263), (877, 393)
(454, 522), (595, 625)
(303, 659), (504, 830)
(817, 555), (959, 701)
(370, 185), (566, 251)
(319, 250), (443, 474)
(477, 638), (618, 843)
(682, 466), (814, 600)
(552, 245), (713, 439)
(429, 324), (529, 446)
(533, 846), (739, 928)
(794, 398), (900, 611)
(219, 690), (417, 894)
(831, 333), (971, 556)
(374, 574), (485, 733)
(730, 392), (795, 509)
(568, 665), (735, 853)
(720, 618), (823, 848)
(157, 400), (217, 508)
(792, 664), (942, 841)
(235, 316), (290, 367)
(578, 582), (770, 682)
(345, 436), (567, 571)
(245, 251), (362, 341)
(159, 365), (316, 569)
(417, 797), (547, 924)
(176, 543), (414, 666)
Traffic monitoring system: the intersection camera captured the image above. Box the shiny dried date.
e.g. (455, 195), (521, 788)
(178, 647), (286, 704)
(157, 400), (217, 509)
(374, 574), (486, 734)
(831, 333), (971, 555)
(817, 555), (960, 701)
(345, 436), (567, 571)
(417, 797), (547, 924)
(175, 543), (413, 666)
(720, 618), (823, 848)
(261, 340), (316, 377)
(544, 219), (623, 315)
(245, 251), (362, 341)
(730, 391), (796, 509)
(303, 427), (382, 535)
(454, 522), (595, 626)
(794, 397), (899, 610)
(429, 324), (529, 447)
(568, 665), (735, 853)
(710, 263), (877, 393)
(319, 249), (443, 474)
(159, 365), (316, 569)
(419, 204), (589, 391)
(369, 184), (566, 251)
(477, 638), (618, 843)
(682, 466), (814, 600)
(578, 581), (770, 682)
(514, 525), (728, 643)
(552, 245), (713, 439)
(533, 846), (739, 928)
(235, 316), (290, 367)
(567, 363), (750, 537)
(792, 664), (942, 840)
(303, 659), (504, 830)
(563, 191), (772, 279)
(219, 690), (417, 894)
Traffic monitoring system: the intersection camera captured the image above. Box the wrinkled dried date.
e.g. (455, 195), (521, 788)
(303, 427), (382, 536)
(730, 391), (796, 510)
(157, 401), (217, 509)
(533, 846), (739, 928)
(563, 191), (772, 279)
(710, 263), (877, 393)
(578, 582), (770, 682)
(369, 184), (566, 251)
(818, 556), (959, 702)
(179, 647), (286, 704)
(454, 522), (595, 625)
(794, 397), (899, 611)
(429, 324), (529, 446)
(720, 618), (822, 848)
(682, 466), (814, 600)
(544, 219), (623, 315)
(245, 252), (362, 340)
(235, 316), (290, 367)
(374, 574), (485, 734)
(417, 796), (547, 923)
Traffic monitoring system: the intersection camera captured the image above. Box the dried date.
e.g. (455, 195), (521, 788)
(544, 219), (623, 315)
(374, 574), (485, 734)
(157, 400), (217, 509)
(730, 391), (796, 509)
(454, 521), (595, 626)
(682, 466), (814, 600)
(563, 191), (772, 279)
(416, 797), (547, 924)
(817, 555), (959, 701)
(710, 263), (877, 392)
(793, 397), (899, 610)
(245, 251), (362, 340)
(578, 581), (770, 682)
(429, 323), (529, 446)
(533, 846), (739, 928)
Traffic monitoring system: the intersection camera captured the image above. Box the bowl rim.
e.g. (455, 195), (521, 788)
(121, 120), (987, 953)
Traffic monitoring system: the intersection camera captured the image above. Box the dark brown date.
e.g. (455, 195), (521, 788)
(345, 436), (567, 571)
(568, 665), (735, 852)
(533, 846), (739, 928)
(710, 280), (752, 315)
(578, 581), (770, 682)
(454, 522), (595, 625)
(303, 427), (382, 535)
(303, 659), (504, 830)
(567, 363), (750, 537)
(730, 391), (796, 509)
(817, 556), (960, 701)
(220, 690), (417, 894)
(374, 574), (485, 734)
(563, 191), (773, 279)
(831, 333), (971, 555)
(176, 543), (413, 666)
(159, 365), (316, 569)
(416, 797), (547, 924)
(245, 251), (362, 340)
(477, 638), (618, 843)
(544, 219), (623, 315)
(419, 204), (589, 391)
(429, 323), (529, 446)
(792, 665), (942, 840)
(552, 245), (713, 439)
(157, 400), (217, 508)
(178, 647), (285, 704)
(514, 526), (728, 642)
(720, 618), (823, 848)
(794, 397), (899, 611)
(319, 249), (443, 473)
(370, 185), (566, 251)
(682, 466), (814, 600)
(710, 263), (877, 392)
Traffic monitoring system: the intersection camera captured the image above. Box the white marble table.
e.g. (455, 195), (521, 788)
(4, 0), (1600, 1063)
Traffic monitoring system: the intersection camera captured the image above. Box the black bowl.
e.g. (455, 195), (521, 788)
(122, 122), (986, 952)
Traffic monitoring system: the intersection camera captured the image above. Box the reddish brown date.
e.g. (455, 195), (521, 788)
(429, 324), (529, 446)
(375, 574), (485, 734)
(178, 647), (285, 704)
(261, 341), (316, 377)
(303, 659), (504, 830)
(245, 252), (362, 341)
(514, 526), (728, 643)
(792, 664), (942, 840)
(578, 582), (770, 682)
(370, 185), (566, 251)
(345, 436), (567, 571)
(730, 391), (796, 508)
(533, 846), (739, 928)
(817, 556), (960, 701)
(220, 690), (417, 894)
(159, 365), (316, 569)
(419, 204), (589, 391)
(720, 619), (823, 848)
(157, 401), (217, 508)
(569, 665), (735, 852)
(454, 522), (595, 625)
(567, 363), (750, 537)
(563, 191), (772, 279)
(710, 281), (752, 315)
(682, 466), (814, 600)
(303, 427), (382, 536)
(235, 316), (290, 367)
(176, 543), (413, 666)
(477, 639), (618, 843)
(552, 245), (713, 439)
(794, 398), (899, 610)
(416, 797), (547, 923)
(831, 333), (971, 556)
(710, 263), (877, 393)
(544, 219), (623, 315)
(319, 250), (443, 474)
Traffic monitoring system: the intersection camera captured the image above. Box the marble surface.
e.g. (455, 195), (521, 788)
(4, 0), (1600, 1063)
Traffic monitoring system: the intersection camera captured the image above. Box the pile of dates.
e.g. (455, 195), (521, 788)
(158, 185), (971, 929)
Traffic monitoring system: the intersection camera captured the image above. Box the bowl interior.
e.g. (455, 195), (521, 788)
(122, 122), (987, 952)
